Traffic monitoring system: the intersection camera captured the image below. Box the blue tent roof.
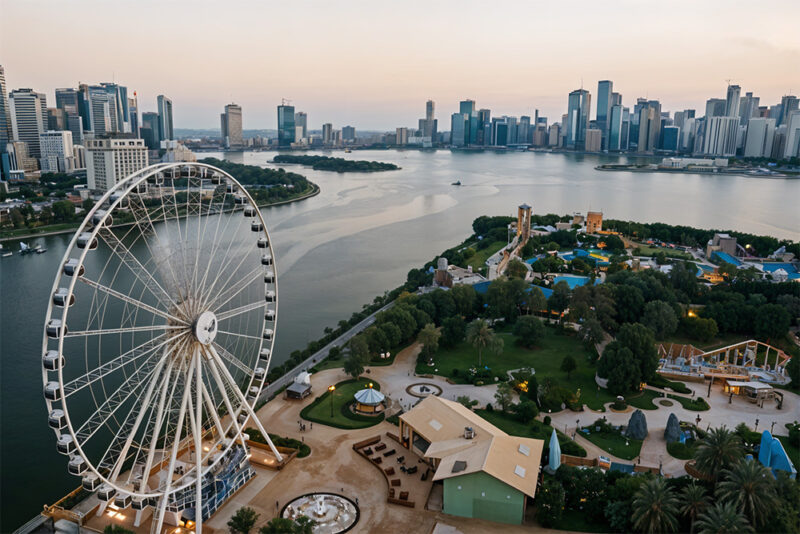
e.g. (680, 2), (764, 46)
(712, 251), (742, 266)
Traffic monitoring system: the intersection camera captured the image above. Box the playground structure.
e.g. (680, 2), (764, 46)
(657, 339), (792, 389)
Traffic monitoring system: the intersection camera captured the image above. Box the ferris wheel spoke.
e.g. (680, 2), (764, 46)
(65, 324), (184, 338)
(199, 377), (229, 446)
(62, 333), (181, 397)
(201, 232), (257, 310)
(212, 342), (255, 377)
(201, 346), (248, 451)
(206, 345), (283, 462)
(100, 354), (174, 480)
(193, 187), (238, 308)
(216, 330), (263, 342)
(216, 300), (266, 322)
(96, 227), (177, 310)
(79, 276), (186, 324)
(205, 266), (263, 312)
(74, 349), (168, 443)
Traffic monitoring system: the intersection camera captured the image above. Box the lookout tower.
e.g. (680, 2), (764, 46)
(517, 203), (532, 240)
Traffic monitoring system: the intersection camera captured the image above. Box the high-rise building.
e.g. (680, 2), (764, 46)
(450, 113), (467, 147)
(778, 95), (799, 127)
(477, 109), (491, 146)
(492, 118), (509, 146)
(518, 116), (531, 145)
(661, 126), (680, 152)
(585, 128), (602, 152)
(566, 89), (591, 149)
(0, 66), (12, 181)
(157, 95), (173, 141)
(705, 98), (727, 119)
(141, 112), (160, 149)
(738, 92), (759, 125)
(725, 84), (741, 117)
(419, 100), (437, 142)
(342, 125), (356, 142)
(55, 88), (79, 113)
(100, 83), (129, 133)
(9, 88), (47, 159)
(784, 111), (800, 159)
(87, 85), (115, 135)
(39, 130), (75, 173)
(596, 80), (613, 149)
(294, 111), (307, 139)
(86, 137), (148, 191)
(637, 100), (661, 153)
(128, 94), (139, 138)
(426, 100), (435, 121)
(55, 88), (84, 145)
(277, 104), (295, 147)
(220, 103), (243, 149)
(459, 100), (478, 145)
(702, 116), (739, 157)
(76, 84), (92, 133)
(743, 118), (776, 158)
(322, 123), (333, 145)
(611, 92), (622, 107)
(608, 104), (626, 151)
(396, 127), (408, 146)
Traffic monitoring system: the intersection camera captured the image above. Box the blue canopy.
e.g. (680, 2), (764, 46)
(549, 429), (561, 471)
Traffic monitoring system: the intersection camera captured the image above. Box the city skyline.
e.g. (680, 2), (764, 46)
(2, 0), (799, 130)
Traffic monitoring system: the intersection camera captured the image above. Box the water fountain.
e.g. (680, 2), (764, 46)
(281, 493), (359, 533)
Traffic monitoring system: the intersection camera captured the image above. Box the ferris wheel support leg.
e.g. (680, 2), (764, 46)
(195, 345), (204, 534)
(202, 346), (249, 451)
(153, 351), (195, 534)
(207, 345), (283, 462)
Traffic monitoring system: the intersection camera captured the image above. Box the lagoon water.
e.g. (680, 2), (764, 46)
(1, 149), (798, 529)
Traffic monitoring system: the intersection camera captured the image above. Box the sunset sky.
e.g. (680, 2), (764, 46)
(2, 0), (799, 130)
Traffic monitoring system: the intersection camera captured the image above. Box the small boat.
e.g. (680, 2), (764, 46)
(2, 252), (12, 257)
(20, 242), (34, 255)
(451, 180), (462, 186)
(36, 248), (47, 254)
(344, 148), (352, 153)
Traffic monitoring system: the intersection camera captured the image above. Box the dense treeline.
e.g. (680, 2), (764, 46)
(272, 154), (399, 172)
(201, 157), (311, 190)
(605, 218), (800, 258)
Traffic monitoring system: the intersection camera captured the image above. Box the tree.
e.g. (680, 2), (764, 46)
(679, 316), (718, 342)
(379, 322), (402, 348)
(349, 335), (369, 361)
(718, 261), (739, 280)
(104, 526), (135, 534)
(616, 323), (659, 382)
(579, 317), (606, 348)
(494, 381), (515, 412)
(343, 351), (365, 379)
(51, 200), (75, 222)
(717, 460), (777, 529)
(694, 502), (753, 534)
(511, 399), (538, 423)
(456, 395), (478, 409)
(535, 479), (565, 527)
(600, 234), (625, 253)
(228, 506), (259, 534)
(525, 287), (547, 314)
(466, 319), (497, 366)
(753, 303), (791, 341)
(260, 516), (316, 534)
(450, 284), (477, 317)
(776, 294), (800, 323)
(597, 343), (640, 395)
(631, 478), (679, 534)
(614, 285), (645, 324)
(642, 300), (679, 339)
(548, 281), (572, 320)
(506, 258), (528, 279)
(364, 326), (389, 354)
(82, 198), (95, 211)
(693, 426), (744, 481)
(417, 323), (441, 364)
(680, 482), (708, 534)
(560, 355), (577, 379)
(513, 315), (545, 347)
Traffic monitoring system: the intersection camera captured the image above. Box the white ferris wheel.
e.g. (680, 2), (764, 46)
(42, 162), (282, 532)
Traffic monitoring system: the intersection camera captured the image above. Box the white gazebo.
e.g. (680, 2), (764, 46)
(353, 385), (385, 414)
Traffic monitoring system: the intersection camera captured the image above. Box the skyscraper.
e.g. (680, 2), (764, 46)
(636, 100), (661, 153)
(342, 125), (356, 142)
(220, 103), (243, 149)
(450, 113), (467, 147)
(784, 111), (800, 159)
(39, 130), (75, 173)
(87, 85), (115, 136)
(419, 100), (437, 141)
(128, 95), (139, 138)
(157, 95), (173, 142)
(9, 88), (47, 159)
(738, 92), (760, 125)
(294, 111), (307, 139)
(702, 116), (739, 157)
(608, 104), (625, 151)
(426, 100), (435, 121)
(459, 100), (478, 145)
(743, 118), (776, 158)
(0, 65), (11, 181)
(322, 123), (333, 145)
(596, 80), (613, 149)
(566, 89), (591, 149)
(705, 98), (726, 118)
(725, 84), (741, 117)
(141, 112), (160, 149)
(778, 95), (799, 127)
(101, 83), (129, 133)
(277, 104), (295, 147)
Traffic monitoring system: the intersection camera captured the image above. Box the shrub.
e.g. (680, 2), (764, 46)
(543, 415), (552, 426)
(452, 368), (459, 376)
(485, 403), (493, 412)
(667, 441), (694, 460)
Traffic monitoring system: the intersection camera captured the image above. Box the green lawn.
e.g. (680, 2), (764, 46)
(466, 240), (506, 272)
(776, 435), (800, 469)
(667, 393), (710, 411)
(666, 440), (696, 460)
(579, 428), (643, 460)
(632, 246), (692, 260)
(420, 329), (615, 411)
(474, 409), (587, 457)
(300, 378), (384, 429)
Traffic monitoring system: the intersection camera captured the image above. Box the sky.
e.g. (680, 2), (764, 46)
(2, 0), (799, 130)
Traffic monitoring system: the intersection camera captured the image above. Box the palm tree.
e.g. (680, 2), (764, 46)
(680, 482), (708, 534)
(466, 319), (495, 367)
(716, 460), (777, 529)
(695, 501), (753, 534)
(631, 478), (680, 533)
(693, 426), (744, 480)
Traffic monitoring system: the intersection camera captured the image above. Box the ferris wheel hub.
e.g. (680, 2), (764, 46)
(193, 311), (218, 345)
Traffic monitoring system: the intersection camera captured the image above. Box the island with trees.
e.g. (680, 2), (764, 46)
(272, 154), (400, 172)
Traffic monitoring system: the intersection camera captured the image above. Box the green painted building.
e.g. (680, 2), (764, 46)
(442, 471), (526, 524)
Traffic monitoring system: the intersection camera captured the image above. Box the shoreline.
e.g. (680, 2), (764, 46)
(0, 182), (320, 244)
(595, 164), (795, 178)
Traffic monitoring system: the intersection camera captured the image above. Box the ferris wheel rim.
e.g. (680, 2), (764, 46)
(41, 161), (279, 499)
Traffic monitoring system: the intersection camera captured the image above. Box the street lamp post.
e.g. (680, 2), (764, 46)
(328, 385), (336, 418)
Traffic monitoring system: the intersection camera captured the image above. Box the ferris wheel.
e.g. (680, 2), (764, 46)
(42, 162), (282, 533)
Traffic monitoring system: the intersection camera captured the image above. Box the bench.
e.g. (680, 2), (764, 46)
(399, 491), (409, 501)
(383, 467), (395, 476)
(371, 457), (382, 464)
(383, 449), (396, 458)
(363, 447), (373, 456)
(391, 479), (401, 487)
(375, 443), (387, 452)
(406, 465), (417, 474)
(389, 488), (395, 498)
